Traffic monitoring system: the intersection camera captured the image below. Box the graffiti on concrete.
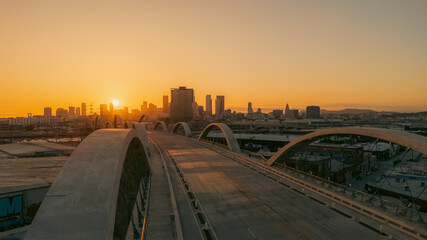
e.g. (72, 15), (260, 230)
(0, 194), (24, 231)
(0, 186), (48, 232)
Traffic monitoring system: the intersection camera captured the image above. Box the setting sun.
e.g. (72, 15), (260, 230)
(112, 100), (119, 107)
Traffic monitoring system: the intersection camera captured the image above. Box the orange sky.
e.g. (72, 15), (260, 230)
(1, 1), (426, 117)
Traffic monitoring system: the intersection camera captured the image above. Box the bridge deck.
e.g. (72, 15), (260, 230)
(149, 132), (396, 240)
(144, 141), (175, 239)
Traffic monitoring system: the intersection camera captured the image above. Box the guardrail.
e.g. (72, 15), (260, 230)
(240, 149), (269, 161)
(273, 163), (426, 221)
(148, 137), (184, 240)
(140, 174), (152, 240)
(189, 137), (427, 239)
(151, 137), (219, 240)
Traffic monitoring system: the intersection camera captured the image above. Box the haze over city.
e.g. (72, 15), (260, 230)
(1, 0), (427, 117)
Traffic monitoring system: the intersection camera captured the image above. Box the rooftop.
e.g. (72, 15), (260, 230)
(0, 142), (74, 158)
(0, 156), (68, 195)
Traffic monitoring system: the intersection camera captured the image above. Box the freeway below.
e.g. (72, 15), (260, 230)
(148, 132), (414, 240)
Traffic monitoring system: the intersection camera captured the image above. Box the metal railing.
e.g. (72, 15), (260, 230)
(151, 137), (219, 240)
(140, 174), (152, 240)
(148, 137), (184, 240)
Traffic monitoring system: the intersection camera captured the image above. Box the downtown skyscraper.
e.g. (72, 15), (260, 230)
(170, 86), (194, 122)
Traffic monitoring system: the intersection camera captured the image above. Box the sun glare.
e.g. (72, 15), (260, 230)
(112, 100), (119, 107)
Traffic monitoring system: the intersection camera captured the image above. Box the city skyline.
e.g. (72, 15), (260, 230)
(1, 2), (427, 239)
(1, 1), (427, 117)
(1, 96), (427, 118)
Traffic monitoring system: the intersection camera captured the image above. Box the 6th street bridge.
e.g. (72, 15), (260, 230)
(24, 122), (427, 240)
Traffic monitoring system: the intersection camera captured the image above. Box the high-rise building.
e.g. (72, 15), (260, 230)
(163, 95), (169, 113)
(81, 103), (87, 116)
(272, 109), (283, 119)
(198, 106), (204, 117)
(148, 103), (157, 114)
(248, 102), (253, 115)
(306, 106), (321, 119)
(192, 97), (199, 120)
(291, 109), (299, 119)
(131, 109), (141, 117)
(109, 103), (114, 114)
(100, 104), (108, 118)
(76, 107), (81, 116)
(215, 95), (225, 119)
(254, 108), (263, 119)
(285, 104), (295, 119)
(44, 107), (52, 118)
(141, 101), (148, 114)
(56, 108), (68, 118)
(170, 86), (194, 122)
(205, 95), (212, 116)
(68, 106), (75, 116)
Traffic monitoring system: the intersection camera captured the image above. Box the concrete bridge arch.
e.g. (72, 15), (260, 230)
(26, 129), (150, 240)
(171, 122), (192, 138)
(198, 123), (241, 153)
(126, 121), (151, 156)
(153, 121), (168, 133)
(114, 114), (124, 128)
(266, 127), (427, 166)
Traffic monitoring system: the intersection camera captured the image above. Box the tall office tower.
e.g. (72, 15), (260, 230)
(131, 109), (141, 117)
(272, 109), (283, 119)
(198, 106), (204, 117)
(285, 104), (295, 119)
(81, 102), (87, 116)
(291, 109), (299, 119)
(56, 108), (66, 117)
(123, 107), (129, 120)
(248, 102), (253, 115)
(170, 86), (194, 122)
(306, 106), (321, 119)
(205, 95), (212, 116)
(163, 95), (169, 113)
(109, 103), (115, 114)
(141, 101), (148, 114)
(44, 107), (52, 118)
(148, 103), (156, 114)
(100, 104), (108, 118)
(192, 98), (199, 120)
(215, 95), (225, 119)
(76, 107), (81, 116)
(68, 106), (75, 116)
(56, 108), (68, 117)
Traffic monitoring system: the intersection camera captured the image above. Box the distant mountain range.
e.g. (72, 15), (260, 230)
(320, 108), (379, 115)
(229, 107), (425, 115)
(320, 108), (427, 115)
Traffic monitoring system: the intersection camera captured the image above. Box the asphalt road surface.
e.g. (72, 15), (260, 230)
(149, 132), (406, 240)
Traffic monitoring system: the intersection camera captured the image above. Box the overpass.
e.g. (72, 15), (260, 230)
(22, 125), (427, 240)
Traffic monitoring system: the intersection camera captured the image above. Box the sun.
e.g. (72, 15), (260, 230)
(112, 100), (119, 107)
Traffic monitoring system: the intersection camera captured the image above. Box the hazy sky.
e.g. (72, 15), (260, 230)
(1, 0), (426, 117)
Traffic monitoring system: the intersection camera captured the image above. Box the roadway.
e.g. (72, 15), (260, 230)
(148, 132), (408, 240)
